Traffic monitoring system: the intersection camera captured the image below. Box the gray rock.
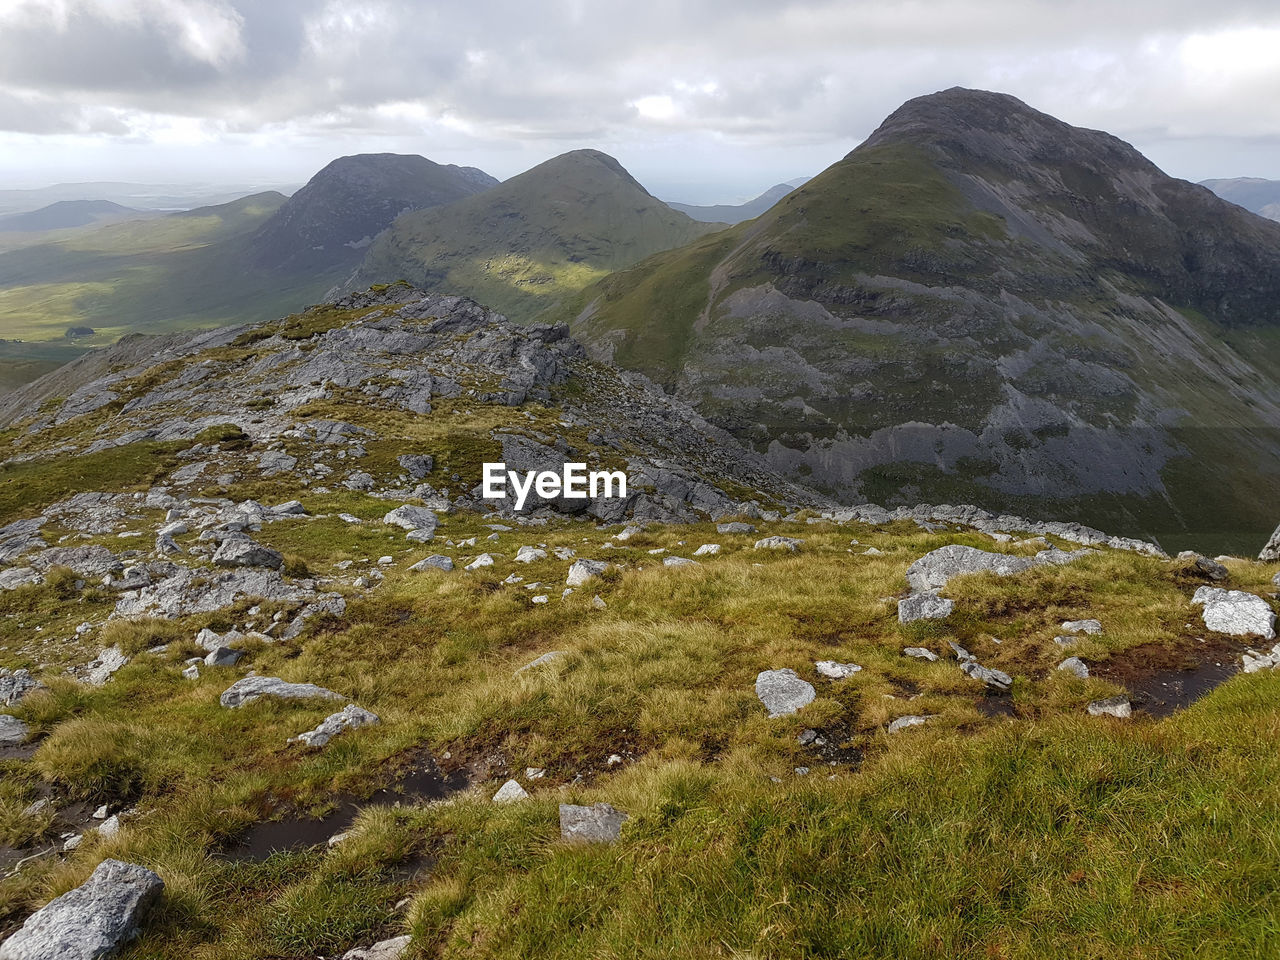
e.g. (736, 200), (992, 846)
(343, 472), (375, 491)
(960, 661), (1013, 691)
(397, 454), (434, 479)
(212, 538), (284, 570)
(753, 536), (802, 551)
(1177, 551), (1228, 581)
(0, 567), (41, 590)
(1192, 586), (1276, 640)
(341, 936), (412, 960)
(514, 546), (547, 563)
(898, 593), (954, 623)
(693, 543), (720, 556)
(663, 556), (698, 567)
(903, 646), (939, 662)
(464, 554), (495, 572)
(1057, 656), (1090, 679)
(30, 545), (123, 578)
(195, 627), (243, 653)
(203, 646), (244, 668)
(755, 668), (816, 717)
(1061, 619), (1103, 635)
(271, 500), (308, 516)
(84, 647), (129, 686)
(1087, 696), (1132, 718)
(1259, 522), (1280, 562)
(383, 505), (437, 535)
(0, 858), (163, 960)
(0, 714), (29, 744)
(1242, 642), (1280, 673)
(116, 567), (314, 618)
(492, 779), (529, 804)
(1, 668), (41, 705)
(906, 543), (1091, 593)
(888, 715), (930, 733)
(797, 728), (818, 745)
(559, 802), (628, 843)
(258, 450), (297, 476)
(717, 522), (756, 534)
(515, 651), (567, 674)
(409, 555), (454, 572)
(219, 676), (345, 709)
(814, 660), (861, 679)
(566, 559), (607, 587)
(288, 704), (379, 747)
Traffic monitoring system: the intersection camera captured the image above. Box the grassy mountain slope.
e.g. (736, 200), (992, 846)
(348, 150), (723, 323)
(571, 89), (1280, 554)
(0, 289), (1278, 957)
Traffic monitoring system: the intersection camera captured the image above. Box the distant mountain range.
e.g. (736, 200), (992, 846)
(0, 181), (296, 217)
(0, 199), (152, 232)
(1201, 177), (1280, 221)
(568, 88), (1280, 553)
(345, 149), (720, 322)
(665, 181), (808, 224)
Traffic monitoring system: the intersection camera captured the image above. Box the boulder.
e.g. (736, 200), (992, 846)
(566, 559), (608, 587)
(514, 546), (547, 563)
(898, 593), (953, 623)
(0, 668), (41, 705)
(342, 936), (412, 960)
(1192, 586), (1276, 640)
(383, 504), (437, 535)
(559, 802), (627, 843)
(1176, 551), (1229, 581)
(905, 543), (1091, 593)
(85, 647), (129, 686)
(492, 779), (529, 804)
(288, 704), (379, 747)
(409, 555), (454, 572)
(212, 538), (284, 570)
(1260, 522), (1280, 562)
(0, 859), (163, 960)
(203, 647), (244, 668)
(755, 668), (816, 717)
(753, 536), (802, 551)
(1057, 657), (1089, 679)
(219, 676), (345, 709)
(31, 545), (123, 578)
(0, 714), (29, 744)
(271, 500), (308, 516)
(397, 454), (434, 479)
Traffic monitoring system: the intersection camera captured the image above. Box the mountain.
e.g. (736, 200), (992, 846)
(0, 181), (295, 218)
(1202, 177), (1280, 221)
(0, 199), (147, 232)
(247, 153), (498, 273)
(666, 181), (806, 224)
(570, 87), (1280, 555)
(346, 149), (723, 323)
(1, 282), (1279, 956)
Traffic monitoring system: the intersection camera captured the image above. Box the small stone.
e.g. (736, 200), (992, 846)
(212, 538), (284, 570)
(559, 802), (628, 843)
(753, 536), (802, 551)
(1061, 619), (1103, 635)
(566, 559), (607, 587)
(1087, 696), (1132, 718)
(0, 713), (30, 744)
(464, 553), (495, 571)
(814, 661), (861, 679)
(219, 676), (344, 709)
(898, 593), (954, 623)
(340, 935), (413, 960)
(1057, 656), (1089, 679)
(526, 767), (546, 779)
(516, 651), (567, 674)
(288, 704), (379, 748)
(532, 595), (549, 604)
(797, 728), (818, 745)
(493, 779), (529, 804)
(693, 544), (720, 556)
(93, 804), (109, 820)
(182, 664), (200, 680)
(755, 668), (816, 718)
(717, 522), (755, 534)
(409, 555), (454, 572)
(591, 595), (606, 610)
(515, 546), (548, 563)
(204, 646), (244, 668)
(888, 715), (929, 734)
(663, 556), (698, 567)
(606, 753), (623, 766)
(903, 647), (939, 662)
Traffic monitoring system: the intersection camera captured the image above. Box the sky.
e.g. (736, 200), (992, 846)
(0, 0), (1278, 204)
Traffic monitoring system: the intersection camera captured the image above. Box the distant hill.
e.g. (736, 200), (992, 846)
(666, 181), (807, 224)
(347, 149), (724, 323)
(1202, 177), (1280, 221)
(0, 199), (147, 232)
(571, 87), (1280, 553)
(0, 181), (293, 217)
(247, 153), (499, 273)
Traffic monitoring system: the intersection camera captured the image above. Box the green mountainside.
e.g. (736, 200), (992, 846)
(347, 150), (723, 323)
(570, 88), (1280, 555)
(0, 286), (1277, 957)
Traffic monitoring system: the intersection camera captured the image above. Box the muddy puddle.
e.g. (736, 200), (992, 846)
(227, 751), (467, 862)
(1095, 638), (1243, 717)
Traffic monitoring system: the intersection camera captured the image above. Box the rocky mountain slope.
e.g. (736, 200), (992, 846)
(665, 182), (803, 225)
(248, 154), (498, 274)
(0, 285), (1278, 957)
(571, 88), (1280, 555)
(1202, 177), (1280, 221)
(345, 150), (722, 324)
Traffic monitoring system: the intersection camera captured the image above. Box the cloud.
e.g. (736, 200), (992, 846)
(1, 0), (1279, 191)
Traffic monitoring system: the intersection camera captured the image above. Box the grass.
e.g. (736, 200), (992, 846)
(1, 495), (1277, 956)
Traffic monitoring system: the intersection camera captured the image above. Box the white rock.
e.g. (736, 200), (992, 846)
(1191, 586), (1276, 640)
(755, 668), (816, 718)
(516, 651), (566, 673)
(219, 676), (344, 709)
(903, 647), (939, 662)
(1087, 696), (1132, 718)
(559, 802), (627, 843)
(1061, 619), (1103, 635)
(515, 546), (548, 563)
(693, 544), (720, 556)
(464, 553), (495, 571)
(888, 715), (930, 734)
(898, 593), (953, 623)
(288, 704), (379, 748)
(566, 559), (607, 587)
(0, 713), (29, 744)
(341, 935), (413, 960)
(409, 555), (453, 572)
(1057, 656), (1089, 679)
(493, 779), (529, 804)
(753, 536), (802, 551)
(814, 661), (862, 679)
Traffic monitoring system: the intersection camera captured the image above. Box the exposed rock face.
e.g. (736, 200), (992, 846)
(0, 668), (41, 705)
(0, 859), (163, 960)
(559, 802), (628, 843)
(574, 87), (1280, 554)
(219, 676), (345, 709)
(905, 543), (1091, 593)
(1192, 587), (1277, 640)
(755, 668), (816, 717)
(212, 538), (285, 570)
(1261, 523), (1280, 562)
(0, 714), (29, 744)
(898, 593), (953, 623)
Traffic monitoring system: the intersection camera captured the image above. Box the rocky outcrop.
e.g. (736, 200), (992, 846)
(0, 859), (163, 960)
(288, 704), (379, 747)
(559, 802), (628, 843)
(906, 543), (1091, 593)
(219, 677), (345, 709)
(1192, 587), (1276, 640)
(1261, 523), (1280, 562)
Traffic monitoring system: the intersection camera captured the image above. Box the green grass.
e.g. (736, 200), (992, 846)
(0, 441), (183, 522)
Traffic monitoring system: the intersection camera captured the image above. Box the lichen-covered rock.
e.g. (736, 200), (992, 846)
(409, 555), (454, 572)
(0, 714), (29, 744)
(383, 504), (437, 534)
(1087, 696), (1132, 718)
(814, 661), (861, 679)
(220, 676), (345, 709)
(1061, 619), (1103, 635)
(0, 859), (163, 960)
(755, 668), (815, 717)
(288, 704), (379, 747)
(906, 543), (1091, 593)
(753, 536), (802, 551)
(559, 802), (627, 843)
(212, 538), (284, 570)
(0, 668), (41, 705)
(898, 593), (953, 623)
(1192, 586), (1276, 640)
(566, 559), (607, 587)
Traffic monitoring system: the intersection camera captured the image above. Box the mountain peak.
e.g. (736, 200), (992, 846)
(531, 149), (652, 196)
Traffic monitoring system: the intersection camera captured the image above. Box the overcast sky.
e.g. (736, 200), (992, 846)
(1, 0), (1278, 203)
